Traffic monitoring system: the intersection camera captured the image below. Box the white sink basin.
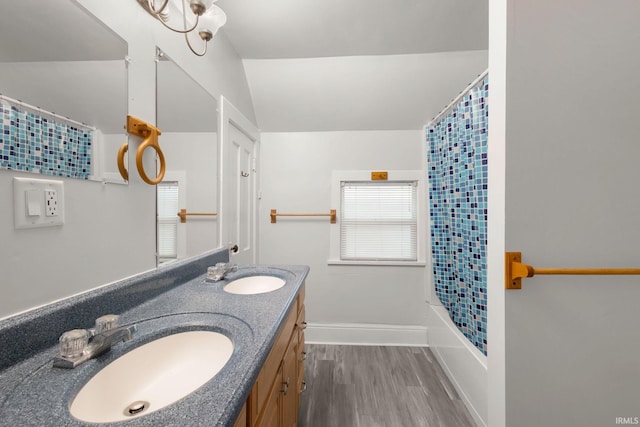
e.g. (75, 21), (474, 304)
(223, 275), (285, 295)
(70, 331), (233, 423)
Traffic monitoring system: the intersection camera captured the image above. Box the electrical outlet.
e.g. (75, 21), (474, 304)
(45, 190), (58, 217)
(13, 177), (65, 229)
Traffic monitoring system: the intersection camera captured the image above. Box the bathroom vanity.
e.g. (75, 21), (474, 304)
(0, 248), (309, 426)
(246, 283), (306, 427)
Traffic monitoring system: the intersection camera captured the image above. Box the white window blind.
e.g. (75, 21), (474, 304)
(157, 181), (179, 261)
(340, 181), (418, 261)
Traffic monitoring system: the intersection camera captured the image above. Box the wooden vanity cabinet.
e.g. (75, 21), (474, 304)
(233, 403), (247, 427)
(281, 329), (299, 427)
(241, 284), (306, 427)
(295, 303), (306, 409)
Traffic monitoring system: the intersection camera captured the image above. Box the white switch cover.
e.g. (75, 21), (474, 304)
(25, 189), (42, 217)
(13, 177), (65, 229)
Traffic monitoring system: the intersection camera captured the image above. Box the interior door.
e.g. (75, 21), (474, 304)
(218, 96), (260, 265)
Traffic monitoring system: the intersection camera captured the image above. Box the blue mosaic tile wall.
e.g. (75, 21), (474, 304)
(427, 76), (488, 355)
(0, 101), (93, 179)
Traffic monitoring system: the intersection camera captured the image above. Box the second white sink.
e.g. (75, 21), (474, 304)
(69, 330), (233, 423)
(223, 275), (285, 295)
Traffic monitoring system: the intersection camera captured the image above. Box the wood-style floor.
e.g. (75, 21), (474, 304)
(298, 344), (476, 427)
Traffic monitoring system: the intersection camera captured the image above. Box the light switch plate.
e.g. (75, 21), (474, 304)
(25, 189), (42, 217)
(13, 177), (65, 229)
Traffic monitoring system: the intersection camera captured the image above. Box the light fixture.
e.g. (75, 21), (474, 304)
(136, 0), (227, 56)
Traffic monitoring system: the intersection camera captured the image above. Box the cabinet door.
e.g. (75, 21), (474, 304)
(296, 304), (306, 402)
(297, 330), (306, 401)
(234, 402), (247, 427)
(282, 333), (298, 427)
(257, 365), (283, 427)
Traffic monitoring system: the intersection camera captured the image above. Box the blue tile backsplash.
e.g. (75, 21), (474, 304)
(0, 99), (93, 179)
(427, 76), (488, 355)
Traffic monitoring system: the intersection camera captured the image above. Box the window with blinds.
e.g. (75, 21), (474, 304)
(157, 181), (179, 262)
(340, 181), (418, 261)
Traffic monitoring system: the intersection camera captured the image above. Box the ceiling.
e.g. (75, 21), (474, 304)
(217, 0), (489, 132)
(0, 1), (126, 62)
(1, 1), (488, 133)
(217, 0), (488, 59)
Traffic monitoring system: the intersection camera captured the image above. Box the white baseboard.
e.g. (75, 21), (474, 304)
(305, 322), (428, 346)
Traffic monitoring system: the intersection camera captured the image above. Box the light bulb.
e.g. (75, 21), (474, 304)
(198, 5), (226, 40)
(207, 5), (227, 28)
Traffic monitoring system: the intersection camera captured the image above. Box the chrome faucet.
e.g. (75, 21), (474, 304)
(53, 315), (137, 369)
(207, 262), (238, 282)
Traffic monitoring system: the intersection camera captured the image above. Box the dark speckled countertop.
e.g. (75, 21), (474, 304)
(0, 248), (309, 426)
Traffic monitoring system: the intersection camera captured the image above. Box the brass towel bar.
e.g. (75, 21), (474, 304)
(270, 209), (336, 224)
(177, 209), (217, 223)
(505, 252), (640, 289)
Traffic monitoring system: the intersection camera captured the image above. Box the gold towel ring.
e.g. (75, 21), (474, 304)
(125, 115), (165, 185)
(135, 130), (165, 185)
(116, 142), (129, 181)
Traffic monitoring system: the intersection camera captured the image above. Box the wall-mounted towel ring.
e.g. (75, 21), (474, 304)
(116, 142), (129, 181)
(117, 115), (166, 185)
(135, 127), (165, 185)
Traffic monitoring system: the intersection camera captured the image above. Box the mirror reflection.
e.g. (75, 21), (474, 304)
(0, 1), (128, 182)
(156, 50), (219, 265)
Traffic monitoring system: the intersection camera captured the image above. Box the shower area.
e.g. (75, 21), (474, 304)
(425, 71), (489, 426)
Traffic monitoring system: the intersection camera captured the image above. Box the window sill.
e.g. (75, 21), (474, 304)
(327, 259), (426, 267)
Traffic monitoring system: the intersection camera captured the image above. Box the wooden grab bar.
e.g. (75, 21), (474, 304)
(505, 252), (640, 289)
(270, 209), (336, 224)
(177, 208), (217, 223)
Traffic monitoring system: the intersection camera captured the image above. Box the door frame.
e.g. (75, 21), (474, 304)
(217, 95), (260, 263)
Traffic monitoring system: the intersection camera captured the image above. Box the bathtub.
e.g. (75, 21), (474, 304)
(427, 303), (488, 426)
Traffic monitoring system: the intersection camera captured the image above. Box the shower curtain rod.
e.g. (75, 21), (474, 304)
(427, 69), (488, 128)
(0, 94), (96, 132)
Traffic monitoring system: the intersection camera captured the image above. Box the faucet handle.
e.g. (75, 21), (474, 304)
(95, 314), (120, 334)
(59, 329), (89, 358)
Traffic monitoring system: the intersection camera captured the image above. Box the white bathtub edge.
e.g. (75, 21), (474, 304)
(428, 304), (488, 427)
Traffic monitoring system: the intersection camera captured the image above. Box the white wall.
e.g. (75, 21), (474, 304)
(244, 51), (488, 132)
(487, 0), (507, 425)
(0, 0), (255, 319)
(259, 130), (429, 344)
(501, 1), (640, 426)
(162, 132), (219, 258)
(0, 60), (125, 134)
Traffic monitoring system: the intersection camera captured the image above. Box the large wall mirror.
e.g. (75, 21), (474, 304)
(156, 50), (219, 265)
(0, 1), (128, 183)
